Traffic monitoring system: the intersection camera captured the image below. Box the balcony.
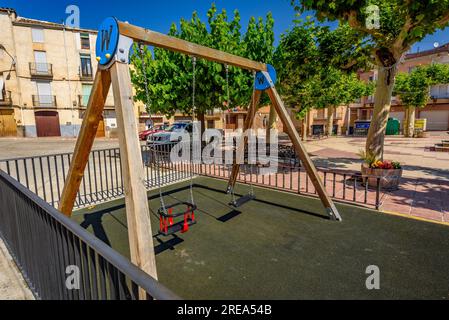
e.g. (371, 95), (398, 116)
(29, 63), (53, 78)
(313, 113), (343, 121)
(0, 90), (12, 107)
(78, 95), (114, 109)
(431, 95), (449, 100)
(32, 95), (57, 108)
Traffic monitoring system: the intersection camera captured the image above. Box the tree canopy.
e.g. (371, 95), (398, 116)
(130, 4), (275, 124)
(293, 0), (449, 158)
(394, 63), (449, 136)
(274, 18), (373, 136)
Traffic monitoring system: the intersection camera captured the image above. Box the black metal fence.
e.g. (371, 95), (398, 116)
(0, 170), (179, 300)
(0, 144), (385, 211)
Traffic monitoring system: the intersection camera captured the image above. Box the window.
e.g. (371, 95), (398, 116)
(31, 28), (44, 43)
(35, 81), (53, 107)
(80, 33), (90, 50)
(316, 109), (325, 119)
(33, 51), (50, 74)
(360, 109), (373, 121)
(431, 84), (449, 99)
(80, 54), (93, 78)
(81, 84), (92, 106)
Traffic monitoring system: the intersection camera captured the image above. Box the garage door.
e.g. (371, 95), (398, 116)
(389, 111), (405, 129)
(0, 110), (17, 137)
(419, 110), (449, 131)
(35, 111), (61, 137)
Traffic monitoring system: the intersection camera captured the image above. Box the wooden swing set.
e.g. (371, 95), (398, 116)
(58, 17), (342, 281)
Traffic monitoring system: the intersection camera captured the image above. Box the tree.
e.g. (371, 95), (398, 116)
(274, 19), (372, 138)
(130, 4), (275, 133)
(294, 0), (449, 159)
(317, 69), (373, 136)
(394, 63), (449, 137)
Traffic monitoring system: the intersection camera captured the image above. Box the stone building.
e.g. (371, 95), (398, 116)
(0, 7), (125, 137)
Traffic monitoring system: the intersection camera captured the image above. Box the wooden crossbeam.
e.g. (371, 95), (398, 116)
(118, 21), (267, 72)
(59, 69), (111, 216)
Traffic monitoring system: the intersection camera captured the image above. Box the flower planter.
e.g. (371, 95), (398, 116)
(361, 163), (403, 191)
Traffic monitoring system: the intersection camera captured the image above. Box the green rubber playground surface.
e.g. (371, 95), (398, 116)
(73, 176), (449, 300)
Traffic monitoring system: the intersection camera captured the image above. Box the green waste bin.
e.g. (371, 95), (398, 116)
(386, 118), (400, 135)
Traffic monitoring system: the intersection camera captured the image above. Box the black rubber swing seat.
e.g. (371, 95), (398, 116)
(158, 202), (197, 237)
(229, 194), (256, 208)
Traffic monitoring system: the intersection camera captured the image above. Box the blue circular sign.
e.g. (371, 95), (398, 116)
(254, 64), (277, 91)
(95, 17), (120, 66)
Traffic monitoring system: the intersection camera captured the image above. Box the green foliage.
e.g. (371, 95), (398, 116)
(294, 1), (449, 157)
(130, 4), (275, 118)
(358, 149), (378, 166)
(294, 1), (449, 57)
(394, 64), (449, 108)
(274, 18), (373, 119)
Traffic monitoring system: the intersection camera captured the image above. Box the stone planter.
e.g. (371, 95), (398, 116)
(361, 163), (403, 191)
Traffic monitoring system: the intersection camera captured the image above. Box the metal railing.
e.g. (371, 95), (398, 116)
(0, 144), (385, 211)
(32, 95), (57, 108)
(29, 63), (53, 77)
(0, 145), (385, 211)
(313, 113), (343, 120)
(0, 146), (195, 210)
(0, 170), (179, 300)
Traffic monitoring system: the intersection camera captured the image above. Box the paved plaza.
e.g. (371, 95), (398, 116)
(0, 134), (448, 224)
(303, 132), (449, 223)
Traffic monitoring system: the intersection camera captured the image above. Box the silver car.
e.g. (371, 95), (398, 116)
(147, 122), (193, 146)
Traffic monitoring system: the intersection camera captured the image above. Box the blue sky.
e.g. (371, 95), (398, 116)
(2, 0), (449, 52)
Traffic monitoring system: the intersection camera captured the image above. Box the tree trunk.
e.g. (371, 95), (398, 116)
(365, 61), (399, 160)
(197, 111), (206, 138)
(406, 106), (416, 138)
(266, 106), (277, 143)
(326, 106), (335, 136)
(301, 117), (307, 141)
(403, 107), (410, 137)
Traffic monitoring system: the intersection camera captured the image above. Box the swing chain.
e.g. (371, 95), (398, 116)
(138, 43), (167, 216)
(190, 56), (197, 205)
(225, 64), (230, 107)
(192, 56), (197, 115)
(139, 44), (153, 128)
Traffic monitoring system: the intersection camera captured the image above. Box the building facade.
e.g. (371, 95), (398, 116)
(0, 8), (119, 138)
(351, 44), (449, 134)
(297, 44), (449, 137)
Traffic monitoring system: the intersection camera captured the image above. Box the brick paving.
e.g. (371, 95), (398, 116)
(302, 133), (449, 223)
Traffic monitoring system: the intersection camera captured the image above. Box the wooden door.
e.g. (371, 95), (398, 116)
(35, 111), (61, 137)
(0, 110), (17, 137)
(96, 117), (105, 137)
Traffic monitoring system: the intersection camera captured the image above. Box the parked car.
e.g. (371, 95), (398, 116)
(147, 122), (193, 147)
(139, 124), (167, 141)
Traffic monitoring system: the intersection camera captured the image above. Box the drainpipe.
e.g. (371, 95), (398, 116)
(9, 15), (25, 135)
(62, 22), (76, 137)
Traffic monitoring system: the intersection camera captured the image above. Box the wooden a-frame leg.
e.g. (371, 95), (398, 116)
(59, 69), (111, 216)
(265, 87), (342, 221)
(227, 90), (262, 193)
(110, 62), (158, 286)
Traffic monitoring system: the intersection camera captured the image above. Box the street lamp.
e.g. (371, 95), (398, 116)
(0, 44), (16, 80)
